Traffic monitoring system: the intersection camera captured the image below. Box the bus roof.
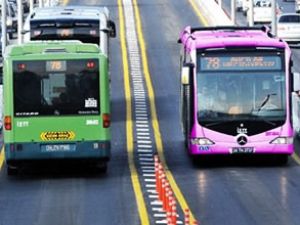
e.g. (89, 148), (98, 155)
(30, 6), (109, 21)
(6, 40), (101, 56)
(179, 26), (288, 51)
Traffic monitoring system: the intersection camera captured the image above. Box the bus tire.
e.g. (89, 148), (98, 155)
(7, 166), (18, 176)
(96, 161), (107, 173)
(276, 155), (289, 165)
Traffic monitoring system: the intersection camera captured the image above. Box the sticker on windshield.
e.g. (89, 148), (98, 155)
(85, 98), (97, 108)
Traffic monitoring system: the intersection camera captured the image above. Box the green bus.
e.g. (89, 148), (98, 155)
(3, 41), (111, 175)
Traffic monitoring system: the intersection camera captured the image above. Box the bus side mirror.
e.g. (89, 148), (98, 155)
(293, 72), (300, 92)
(181, 64), (193, 85)
(108, 20), (116, 38)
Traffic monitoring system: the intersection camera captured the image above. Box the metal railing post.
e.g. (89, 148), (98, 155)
(17, 0), (24, 44)
(1, 0), (7, 56)
(231, 0), (236, 25)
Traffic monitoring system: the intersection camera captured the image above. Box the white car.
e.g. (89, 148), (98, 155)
(277, 13), (300, 43)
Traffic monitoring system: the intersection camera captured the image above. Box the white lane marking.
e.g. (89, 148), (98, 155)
(137, 140), (152, 144)
(151, 200), (163, 205)
(144, 178), (156, 182)
(142, 173), (155, 177)
(137, 149), (153, 153)
(142, 169), (155, 173)
(139, 158), (154, 162)
(147, 189), (157, 194)
(137, 144), (152, 148)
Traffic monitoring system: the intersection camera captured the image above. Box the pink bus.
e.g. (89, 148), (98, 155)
(179, 26), (294, 163)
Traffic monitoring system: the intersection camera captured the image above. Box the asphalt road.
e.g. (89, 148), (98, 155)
(2, 0), (300, 225)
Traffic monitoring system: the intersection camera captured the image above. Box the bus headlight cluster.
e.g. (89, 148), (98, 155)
(190, 138), (214, 145)
(270, 137), (293, 144)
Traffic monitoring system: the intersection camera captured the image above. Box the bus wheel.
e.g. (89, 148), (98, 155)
(96, 162), (107, 173)
(7, 166), (19, 176)
(275, 155), (289, 165)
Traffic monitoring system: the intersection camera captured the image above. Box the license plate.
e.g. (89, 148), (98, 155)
(42, 144), (75, 152)
(231, 147), (254, 154)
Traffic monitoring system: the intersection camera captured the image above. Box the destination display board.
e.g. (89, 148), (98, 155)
(199, 56), (282, 71)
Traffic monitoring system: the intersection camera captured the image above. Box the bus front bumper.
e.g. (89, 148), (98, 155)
(188, 142), (294, 155)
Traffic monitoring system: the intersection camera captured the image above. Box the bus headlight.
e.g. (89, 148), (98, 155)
(270, 137), (293, 144)
(190, 138), (214, 145)
(6, 18), (12, 27)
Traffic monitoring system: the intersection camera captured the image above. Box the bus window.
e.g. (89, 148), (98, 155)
(13, 59), (100, 116)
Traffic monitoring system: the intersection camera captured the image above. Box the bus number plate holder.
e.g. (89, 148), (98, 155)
(42, 144), (76, 152)
(231, 147), (254, 154)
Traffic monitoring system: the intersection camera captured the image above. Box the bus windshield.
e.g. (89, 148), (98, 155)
(13, 59), (100, 116)
(196, 52), (286, 128)
(30, 20), (100, 45)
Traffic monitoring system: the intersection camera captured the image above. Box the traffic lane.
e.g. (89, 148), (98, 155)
(280, 0), (295, 13)
(185, 160), (300, 225)
(0, 163), (137, 225)
(0, 1), (139, 225)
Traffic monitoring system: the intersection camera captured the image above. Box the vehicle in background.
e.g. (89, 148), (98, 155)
(296, 0), (300, 13)
(0, 1), (18, 39)
(277, 13), (300, 43)
(236, 0), (243, 12)
(23, 6), (116, 56)
(250, 0), (272, 25)
(178, 26), (295, 164)
(8, 0), (30, 13)
(3, 41), (111, 175)
(246, 0), (282, 25)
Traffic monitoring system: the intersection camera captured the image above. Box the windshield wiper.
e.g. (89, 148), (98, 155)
(257, 93), (277, 112)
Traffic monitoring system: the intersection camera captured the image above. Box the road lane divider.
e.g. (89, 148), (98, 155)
(118, 0), (150, 224)
(131, 0), (198, 222)
(62, 0), (68, 5)
(0, 147), (4, 170)
(292, 152), (300, 165)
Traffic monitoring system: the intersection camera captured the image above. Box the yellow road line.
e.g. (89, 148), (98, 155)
(0, 147), (4, 170)
(62, 0), (69, 6)
(292, 152), (300, 165)
(132, 0), (196, 221)
(188, 0), (209, 26)
(118, 0), (150, 224)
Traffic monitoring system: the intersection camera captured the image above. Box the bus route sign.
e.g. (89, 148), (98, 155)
(200, 56), (282, 71)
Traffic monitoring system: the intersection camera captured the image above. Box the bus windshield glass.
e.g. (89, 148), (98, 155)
(13, 59), (100, 116)
(196, 51), (286, 127)
(30, 20), (100, 44)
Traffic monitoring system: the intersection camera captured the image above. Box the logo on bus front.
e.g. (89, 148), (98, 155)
(40, 131), (75, 141)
